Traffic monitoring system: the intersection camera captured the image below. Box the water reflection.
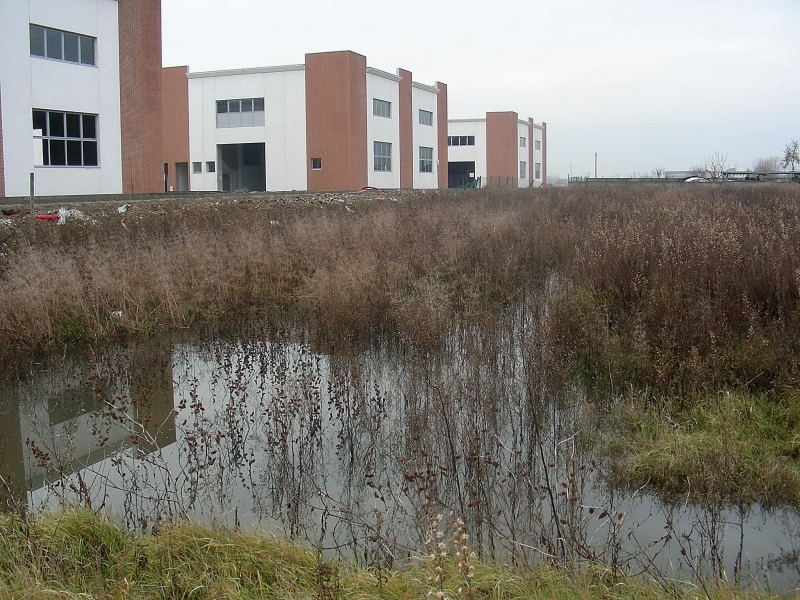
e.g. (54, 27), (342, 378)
(0, 322), (797, 592)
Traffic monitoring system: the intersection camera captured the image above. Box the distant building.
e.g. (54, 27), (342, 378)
(0, 0), (164, 197)
(162, 51), (448, 192)
(447, 113), (547, 188)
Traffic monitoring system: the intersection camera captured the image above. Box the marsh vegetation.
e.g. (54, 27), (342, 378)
(1, 185), (799, 595)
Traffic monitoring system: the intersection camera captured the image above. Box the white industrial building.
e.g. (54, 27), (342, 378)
(447, 113), (547, 188)
(0, 0), (164, 198)
(178, 51), (448, 192)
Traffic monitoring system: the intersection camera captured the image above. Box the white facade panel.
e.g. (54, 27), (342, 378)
(411, 86), (438, 189)
(366, 72), (400, 188)
(447, 120), (487, 186)
(188, 69), (307, 192)
(0, 0), (122, 196)
(517, 121), (529, 188)
(533, 126), (543, 184)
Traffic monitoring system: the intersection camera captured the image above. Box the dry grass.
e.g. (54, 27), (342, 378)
(2, 184), (800, 397)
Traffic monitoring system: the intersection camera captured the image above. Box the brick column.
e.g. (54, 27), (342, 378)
(486, 111), (518, 188)
(118, 0), (164, 193)
(435, 82), (448, 189)
(305, 51), (368, 191)
(161, 66), (190, 191)
(398, 68), (413, 189)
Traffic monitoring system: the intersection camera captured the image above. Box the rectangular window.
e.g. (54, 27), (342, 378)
(216, 97), (265, 128)
(374, 141), (392, 172)
(373, 99), (391, 118)
(311, 157), (322, 170)
(32, 109), (98, 167)
(535, 162), (541, 179)
(447, 136), (475, 146)
(419, 146), (433, 173)
(520, 161), (527, 179)
(192, 162), (202, 174)
(206, 161), (216, 173)
(520, 136), (526, 147)
(30, 24), (96, 66)
(535, 139), (541, 150)
(419, 109), (433, 126)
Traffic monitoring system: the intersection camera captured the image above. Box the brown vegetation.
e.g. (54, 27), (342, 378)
(2, 184), (800, 396)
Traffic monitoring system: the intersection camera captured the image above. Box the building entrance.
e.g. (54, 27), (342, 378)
(217, 143), (266, 192)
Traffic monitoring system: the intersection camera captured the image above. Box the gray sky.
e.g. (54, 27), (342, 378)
(163, 0), (800, 178)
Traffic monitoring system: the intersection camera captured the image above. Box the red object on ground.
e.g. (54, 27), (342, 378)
(33, 214), (59, 221)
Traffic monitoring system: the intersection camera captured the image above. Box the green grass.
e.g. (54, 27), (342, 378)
(606, 390), (800, 507)
(0, 509), (778, 600)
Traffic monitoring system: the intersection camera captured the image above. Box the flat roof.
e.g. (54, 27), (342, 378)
(187, 64), (305, 78)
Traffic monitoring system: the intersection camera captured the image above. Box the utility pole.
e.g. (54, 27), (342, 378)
(594, 153), (598, 179)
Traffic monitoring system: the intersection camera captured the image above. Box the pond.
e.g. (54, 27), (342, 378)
(1, 313), (798, 593)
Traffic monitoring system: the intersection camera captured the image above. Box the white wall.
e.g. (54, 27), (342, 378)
(517, 121), (529, 188)
(411, 85), (438, 189)
(447, 120), (487, 184)
(366, 72), (400, 188)
(188, 68), (307, 192)
(0, 0), (122, 196)
(533, 126), (544, 184)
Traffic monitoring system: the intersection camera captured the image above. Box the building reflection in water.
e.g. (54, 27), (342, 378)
(0, 341), (176, 512)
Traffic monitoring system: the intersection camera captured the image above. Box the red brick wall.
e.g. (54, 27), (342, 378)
(118, 0), (164, 193)
(486, 111), (518, 187)
(0, 86), (4, 198)
(305, 51), (368, 191)
(436, 82), (448, 189)
(542, 122), (547, 184)
(398, 68), (413, 189)
(161, 66), (190, 191)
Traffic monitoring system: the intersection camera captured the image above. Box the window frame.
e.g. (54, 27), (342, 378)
(535, 139), (541, 150)
(216, 97), (265, 128)
(30, 24), (96, 66)
(419, 146), (433, 173)
(520, 161), (527, 179)
(373, 98), (392, 119)
(311, 157), (322, 170)
(192, 162), (202, 174)
(520, 136), (526, 148)
(447, 136), (475, 146)
(373, 141), (392, 172)
(419, 109), (433, 126)
(32, 109), (98, 167)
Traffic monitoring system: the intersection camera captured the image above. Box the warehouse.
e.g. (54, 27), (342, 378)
(447, 113), (547, 188)
(162, 51), (448, 193)
(0, 0), (164, 197)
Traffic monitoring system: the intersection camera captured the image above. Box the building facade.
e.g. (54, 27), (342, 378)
(0, 0), (163, 197)
(167, 51), (448, 192)
(447, 112), (547, 188)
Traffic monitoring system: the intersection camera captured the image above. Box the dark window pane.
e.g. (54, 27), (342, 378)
(229, 100), (240, 113)
(82, 115), (96, 139)
(241, 99), (252, 112)
(216, 100), (228, 114)
(46, 29), (62, 59)
(63, 33), (79, 62)
(80, 36), (95, 65)
(82, 141), (98, 166)
(254, 98), (264, 111)
(66, 113), (81, 138)
(67, 140), (82, 165)
(49, 112), (64, 137)
(42, 139), (49, 165)
(30, 25), (45, 56)
(468, 136), (475, 145)
(32, 110), (47, 134)
(49, 139), (66, 165)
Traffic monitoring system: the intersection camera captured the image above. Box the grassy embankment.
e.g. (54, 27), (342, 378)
(0, 509), (779, 599)
(1, 185), (799, 505)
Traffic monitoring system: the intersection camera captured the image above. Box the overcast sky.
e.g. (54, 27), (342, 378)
(162, 0), (800, 178)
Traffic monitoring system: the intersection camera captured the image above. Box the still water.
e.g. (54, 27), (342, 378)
(1, 317), (798, 593)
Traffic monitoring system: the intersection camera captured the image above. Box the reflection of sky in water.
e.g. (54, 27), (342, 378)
(1, 327), (798, 593)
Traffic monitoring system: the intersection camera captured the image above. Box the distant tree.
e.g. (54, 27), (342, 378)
(704, 153), (729, 180)
(689, 164), (707, 177)
(650, 167), (666, 178)
(782, 139), (800, 171)
(753, 156), (781, 173)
